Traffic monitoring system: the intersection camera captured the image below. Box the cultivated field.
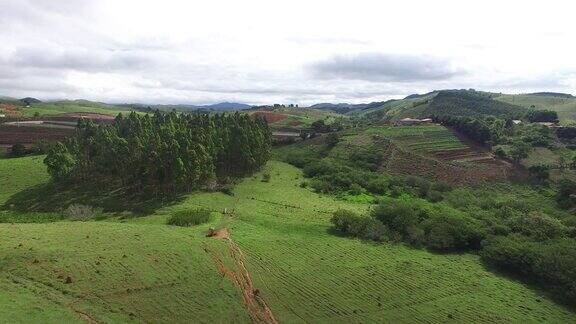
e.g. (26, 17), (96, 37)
(249, 107), (339, 129)
(0, 157), (574, 322)
(333, 125), (510, 184)
(0, 125), (74, 146)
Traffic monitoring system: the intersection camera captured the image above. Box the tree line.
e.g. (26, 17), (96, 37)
(44, 111), (271, 193)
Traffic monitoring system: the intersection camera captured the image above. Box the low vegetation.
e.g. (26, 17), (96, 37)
(167, 208), (212, 226)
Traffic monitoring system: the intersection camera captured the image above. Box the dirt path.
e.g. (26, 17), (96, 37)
(206, 230), (278, 324)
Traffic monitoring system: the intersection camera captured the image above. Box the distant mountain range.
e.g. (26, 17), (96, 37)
(119, 102), (252, 111)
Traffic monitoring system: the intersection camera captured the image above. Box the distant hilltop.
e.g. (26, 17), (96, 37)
(527, 92), (574, 98)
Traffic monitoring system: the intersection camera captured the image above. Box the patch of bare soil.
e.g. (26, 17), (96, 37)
(205, 231), (278, 324)
(206, 228), (230, 240)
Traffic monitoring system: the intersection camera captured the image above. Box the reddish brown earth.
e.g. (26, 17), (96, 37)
(206, 229), (277, 324)
(251, 111), (288, 124)
(0, 103), (21, 117)
(0, 125), (74, 145)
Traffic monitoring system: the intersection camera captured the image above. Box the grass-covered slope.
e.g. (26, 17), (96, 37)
(1, 156), (575, 322)
(0, 222), (249, 323)
(495, 93), (576, 124)
(22, 100), (132, 118)
(178, 161), (574, 322)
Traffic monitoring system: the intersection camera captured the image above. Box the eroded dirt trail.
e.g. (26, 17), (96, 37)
(206, 230), (278, 324)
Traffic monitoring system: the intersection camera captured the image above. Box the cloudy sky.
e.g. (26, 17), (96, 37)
(1, 0), (576, 105)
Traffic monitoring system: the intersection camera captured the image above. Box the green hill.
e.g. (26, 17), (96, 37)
(361, 90), (527, 121)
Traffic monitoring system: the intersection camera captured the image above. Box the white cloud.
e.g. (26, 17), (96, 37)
(0, 0), (575, 105)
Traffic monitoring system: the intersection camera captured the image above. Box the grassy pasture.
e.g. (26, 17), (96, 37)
(175, 161), (575, 322)
(22, 101), (132, 118)
(0, 157), (575, 322)
(495, 94), (576, 124)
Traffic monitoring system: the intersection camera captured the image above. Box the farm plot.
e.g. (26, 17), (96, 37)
(0, 125), (74, 145)
(364, 125), (493, 162)
(250, 111), (289, 123)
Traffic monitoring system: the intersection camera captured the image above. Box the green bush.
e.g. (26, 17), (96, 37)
(508, 212), (568, 241)
(528, 164), (550, 182)
(426, 190), (444, 203)
(371, 199), (428, 236)
(365, 177), (389, 195)
(11, 143), (28, 157)
(330, 209), (388, 242)
(261, 173), (271, 182)
(167, 208), (211, 227)
(481, 235), (576, 304)
(423, 213), (486, 251)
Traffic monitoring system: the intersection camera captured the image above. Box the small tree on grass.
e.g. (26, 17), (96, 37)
(11, 143), (27, 157)
(509, 141), (531, 164)
(528, 164), (550, 182)
(167, 208), (211, 227)
(44, 142), (76, 182)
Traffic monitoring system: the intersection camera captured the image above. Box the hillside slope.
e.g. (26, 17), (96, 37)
(1, 157), (574, 322)
(355, 90), (527, 121)
(495, 93), (576, 123)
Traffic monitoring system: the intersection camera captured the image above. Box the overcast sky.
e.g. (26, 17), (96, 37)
(1, 0), (576, 105)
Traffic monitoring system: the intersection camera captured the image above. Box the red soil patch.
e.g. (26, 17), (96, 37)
(377, 137), (512, 185)
(0, 125), (74, 145)
(251, 111), (288, 124)
(0, 103), (21, 117)
(207, 228), (230, 240)
(205, 231), (278, 324)
(288, 120), (302, 126)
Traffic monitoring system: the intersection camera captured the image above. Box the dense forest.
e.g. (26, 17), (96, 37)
(44, 111), (271, 193)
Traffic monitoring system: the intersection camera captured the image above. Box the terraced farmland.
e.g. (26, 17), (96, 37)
(333, 125), (510, 184)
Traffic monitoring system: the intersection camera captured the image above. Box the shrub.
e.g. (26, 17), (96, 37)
(493, 146), (507, 159)
(348, 183), (363, 195)
(556, 179), (576, 209)
(480, 234), (533, 272)
(219, 184), (234, 196)
(64, 204), (102, 221)
(528, 164), (550, 182)
(167, 208), (211, 226)
(423, 213), (486, 251)
(371, 199), (428, 236)
(426, 190), (444, 203)
(330, 209), (388, 242)
(262, 173), (271, 182)
(365, 177), (389, 195)
(481, 235), (576, 304)
(11, 143), (27, 157)
(508, 212), (568, 241)
(325, 132), (340, 148)
(285, 153), (314, 168)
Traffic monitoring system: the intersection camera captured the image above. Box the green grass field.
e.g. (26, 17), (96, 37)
(496, 94), (576, 124)
(21, 101), (132, 118)
(1, 156), (575, 322)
